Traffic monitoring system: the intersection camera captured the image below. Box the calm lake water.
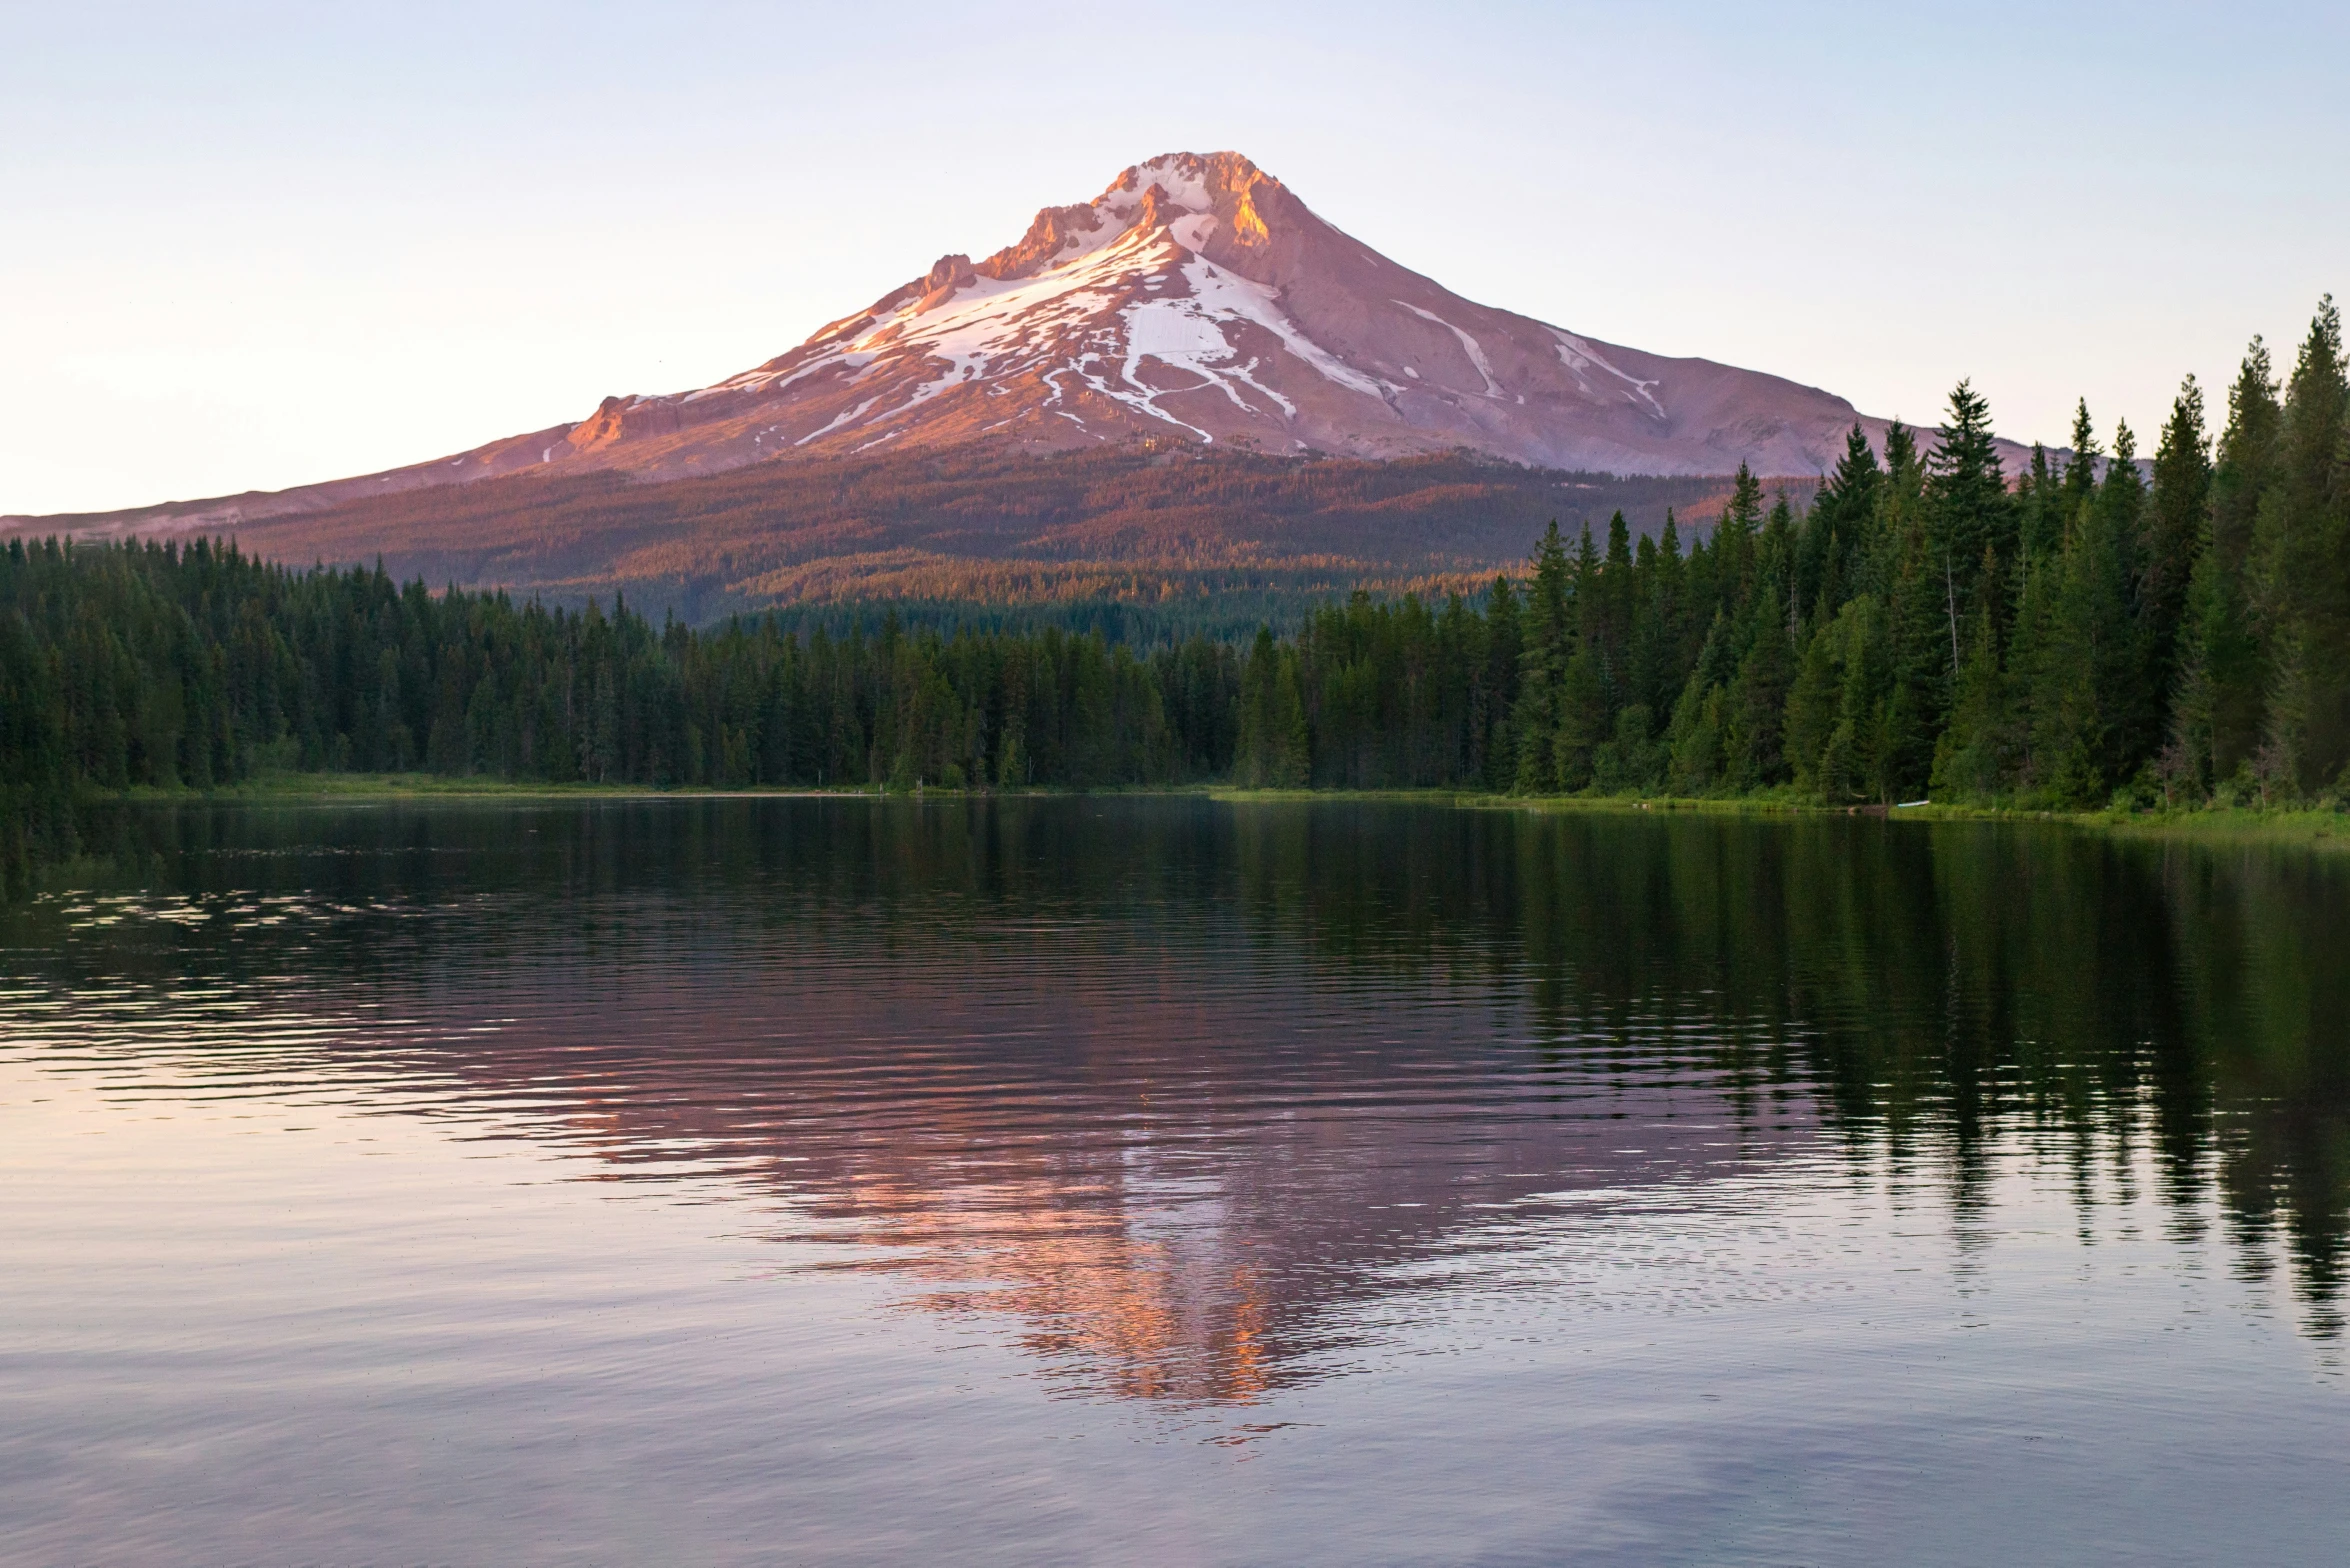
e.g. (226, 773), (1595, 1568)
(4, 797), (2349, 1565)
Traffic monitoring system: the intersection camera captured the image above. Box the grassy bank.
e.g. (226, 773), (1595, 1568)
(117, 772), (844, 803)
(1212, 784), (2350, 848)
(82, 773), (2350, 851)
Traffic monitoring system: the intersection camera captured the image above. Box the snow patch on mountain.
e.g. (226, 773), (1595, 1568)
(1111, 155), (1215, 215)
(1550, 328), (1664, 417)
(1397, 301), (1502, 398)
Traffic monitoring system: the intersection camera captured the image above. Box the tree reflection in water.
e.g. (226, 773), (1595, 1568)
(11, 796), (2349, 1402)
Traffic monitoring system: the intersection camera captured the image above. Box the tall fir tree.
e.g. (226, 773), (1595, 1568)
(2059, 399), (2102, 539)
(1725, 579), (1795, 788)
(1932, 569), (2013, 799)
(2170, 339), (2284, 788)
(2252, 298), (2350, 792)
(2140, 376), (2213, 713)
(1799, 424), (1883, 618)
(1512, 523), (1572, 792)
(2018, 443), (2063, 559)
(1925, 380), (2015, 630)
(1481, 574), (1522, 790)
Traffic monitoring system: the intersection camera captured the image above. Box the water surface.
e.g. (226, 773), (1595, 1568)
(4, 798), (2348, 1564)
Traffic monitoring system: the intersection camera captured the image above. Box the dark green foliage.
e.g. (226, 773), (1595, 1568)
(1927, 379), (2016, 621)
(1511, 522), (1573, 793)
(2142, 377), (2214, 703)
(1798, 426), (1881, 618)
(0, 538), (1222, 884)
(2251, 298), (2350, 793)
(2175, 339), (2286, 790)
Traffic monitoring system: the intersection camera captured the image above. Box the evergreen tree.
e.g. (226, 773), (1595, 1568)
(1880, 508), (1948, 798)
(1725, 580), (1795, 788)
(2018, 444), (2063, 560)
(2166, 340), (2284, 791)
(2023, 463), (2142, 805)
(1932, 572), (2013, 798)
(1512, 523), (1571, 792)
(1555, 642), (1608, 790)
(2140, 376), (2213, 716)
(1710, 463), (1767, 620)
(2252, 298), (2350, 793)
(2059, 399), (2102, 536)
(1664, 610), (1738, 795)
(1784, 605), (1843, 794)
(1596, 510), (1635, 699)
(1834, 595), (1897, 802)
(1926, 380), (2015, 627)
(1800, 424), (1882, 617)
(2096, 419), (2159, 773)
(1646, 510), (1693, 702)
(1481, 575), (1521, 789)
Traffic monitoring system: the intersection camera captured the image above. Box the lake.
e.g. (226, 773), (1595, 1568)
(4, 796), (2348, 1565)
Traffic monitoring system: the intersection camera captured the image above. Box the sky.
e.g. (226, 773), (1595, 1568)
(3, 0), (2344, 516)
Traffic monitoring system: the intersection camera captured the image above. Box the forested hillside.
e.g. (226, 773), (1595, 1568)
(4, 301), (2343, 888)
(11, 448), (1766, 636)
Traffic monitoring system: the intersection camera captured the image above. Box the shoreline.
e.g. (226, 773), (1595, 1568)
(79, 773), (2350, 850)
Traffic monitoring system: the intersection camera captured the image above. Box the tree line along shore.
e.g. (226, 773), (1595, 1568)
(3, 300), (2345, 886)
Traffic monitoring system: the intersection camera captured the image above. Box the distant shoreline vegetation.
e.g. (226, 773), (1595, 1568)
(4, 300), (2345, 889)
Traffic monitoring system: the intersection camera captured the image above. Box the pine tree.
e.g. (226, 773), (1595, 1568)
(1513, 523), (1571, 792)
(1596, 510), (1635, 698)
(2023, 464), (2142, 806)
(1784, 605), (1843, 794)
(1880, 510), (1947, 798)
(2097, 419), (2159, 774)
(1555, 642), (1608, 790)
(2167, 339), (2284, 790)
(2018, 443), (2063, 560)
(1649, 510), (1693, 696)
(2252, 297), (2350, 793)
(1236, 627), (1280, 786)
(1478, 574), (1521, 788)
(1711, 463), (1766, 620)
(2060, 399), (2101, 536)
(2141, 377), (2213, 721)
(1931, 570), (2013, 798)
(1725, 580), (1795, 788)
(1665, 677), (1725, 796)
(1926, 380), (2015, 627)
(1800, 425), (1882, 618)
(1550, 515), (1636, 790)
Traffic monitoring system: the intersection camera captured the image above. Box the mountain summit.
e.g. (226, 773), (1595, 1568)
(545, 150), (1872, 479)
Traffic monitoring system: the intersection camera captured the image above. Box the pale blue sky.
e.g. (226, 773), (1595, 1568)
(4, 1), (2342, 514)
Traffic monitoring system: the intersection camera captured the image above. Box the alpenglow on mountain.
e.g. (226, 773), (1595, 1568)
(483, 152), (1875, 480)
(29, 152), (1917, 534)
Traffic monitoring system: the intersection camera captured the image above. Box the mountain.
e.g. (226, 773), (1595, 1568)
(566, 149), (1882, 477)
(10, 151), (1935, 541)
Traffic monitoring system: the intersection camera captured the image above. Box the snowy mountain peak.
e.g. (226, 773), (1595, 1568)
(117, 153), (1905, 522)
(958, 151), (1276, 291)
(529, 151), (1878, 477)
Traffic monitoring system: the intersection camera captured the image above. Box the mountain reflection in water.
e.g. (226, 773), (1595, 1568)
(12, 795), (2349, 1416)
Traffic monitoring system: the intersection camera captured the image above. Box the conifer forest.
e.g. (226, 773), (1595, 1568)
(5, 301), (2347, 882)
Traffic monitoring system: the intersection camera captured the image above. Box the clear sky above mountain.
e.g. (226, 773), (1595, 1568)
(4, 0), (2342, 515)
